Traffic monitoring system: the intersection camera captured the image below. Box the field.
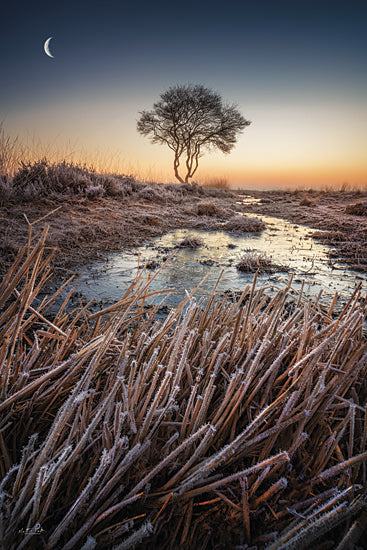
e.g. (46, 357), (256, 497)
(1, 162), (367, 549)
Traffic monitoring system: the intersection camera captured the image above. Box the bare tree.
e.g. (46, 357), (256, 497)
(137, 84), (251, 183)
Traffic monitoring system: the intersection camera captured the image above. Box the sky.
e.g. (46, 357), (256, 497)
(1, 0), (366, 188)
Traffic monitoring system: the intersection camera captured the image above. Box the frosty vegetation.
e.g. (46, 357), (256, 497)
(1, 230), (367, 548)
(0, 158), (234, 205)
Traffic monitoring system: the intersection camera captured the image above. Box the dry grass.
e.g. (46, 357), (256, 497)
(345, 201), (367, 216)
(313, 230), (346, 242)
(0, 158), (236, 208)
(0, 122), (22, 177)
(224, 215), (265, 233)
(201, 177), (230, 190)
(1, 230), (367, 549)
(299, 196), (317, 207)
(197, 201), (220, 216)
(177, 235), (204, 248)
(288, 183), (367, 193)
(236, 253), (288, 274)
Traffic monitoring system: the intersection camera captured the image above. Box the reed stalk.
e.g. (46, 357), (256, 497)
(1, 230), (367, 549)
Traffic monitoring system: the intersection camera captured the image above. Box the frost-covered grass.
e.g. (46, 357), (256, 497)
(0, 158), (236, 206)
(1, 159), (137, 203)
(178, 235), (204, 248)
(197, 201), (220, 216)
(224, 214), (265, 233)
(345, 201), (367, 216)
(236, 252), (288, 273)
(1, 230), (367, 549)
(299, 196), (317, 207)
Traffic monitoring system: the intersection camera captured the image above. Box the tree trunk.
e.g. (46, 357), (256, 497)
(174, 153), (184, 183)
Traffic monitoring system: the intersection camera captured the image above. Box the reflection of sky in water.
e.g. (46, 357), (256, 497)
(75, 214), (367, 309)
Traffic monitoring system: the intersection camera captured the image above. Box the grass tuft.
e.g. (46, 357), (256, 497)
(236, 253), (288, 273)
(8, 159), (136, 202)
(345, 201), (367, 216)
(197, 201), (220, 216)
(178, 235), (204, 248)
(299, 196), (317, 207)
(224, 215), (265, 233)
(201, 177), (230, 190)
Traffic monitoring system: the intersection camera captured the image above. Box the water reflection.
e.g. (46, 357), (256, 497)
(75, 215), (366, 310)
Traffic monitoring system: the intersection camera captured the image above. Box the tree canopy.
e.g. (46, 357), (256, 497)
(137, 84), (251, 183)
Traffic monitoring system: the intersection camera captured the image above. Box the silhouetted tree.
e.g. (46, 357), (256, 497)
(137, 84), (251, 183)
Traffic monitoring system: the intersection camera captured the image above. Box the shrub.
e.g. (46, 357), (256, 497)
(157, 184), (186, 204)
(102, 174), (138, 197)
(11, 160), (97, 199)
(180, 182), (205, 196)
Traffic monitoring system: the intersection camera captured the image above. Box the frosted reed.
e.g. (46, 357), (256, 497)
(1, 227), (366, 549)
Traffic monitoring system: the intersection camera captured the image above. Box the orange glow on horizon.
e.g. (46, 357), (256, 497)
(16, 142), (367, 190)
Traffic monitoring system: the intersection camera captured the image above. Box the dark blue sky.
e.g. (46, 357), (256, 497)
(1, 0), (366, 186)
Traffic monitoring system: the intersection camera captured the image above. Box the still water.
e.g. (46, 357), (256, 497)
(73, 214), (367, 310)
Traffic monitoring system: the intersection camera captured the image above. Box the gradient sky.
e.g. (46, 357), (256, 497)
(1, 0), (366, 187)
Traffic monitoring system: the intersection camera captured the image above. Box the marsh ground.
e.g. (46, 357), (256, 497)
(2, 180), (367, 550)
(1, 183), (367, 278)
(240, 188), (367, 271)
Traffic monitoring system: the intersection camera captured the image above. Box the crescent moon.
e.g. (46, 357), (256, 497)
(44, 37), (54, 58)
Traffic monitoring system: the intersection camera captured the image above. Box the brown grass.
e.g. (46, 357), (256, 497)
(0, 159), (236, 208)
(299, 196), (317, 207)
(1, 229), (367, 549)
(236, 253), (288, 273)
(178, 235), (204, 248)
(197, 201), (220, 216)
(313, 230), (346, 242)
(345, 201), (367, 216)
(0, 121), (22, 177)
(224, 215), (265, 233)
(201, 177), (230, 190)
